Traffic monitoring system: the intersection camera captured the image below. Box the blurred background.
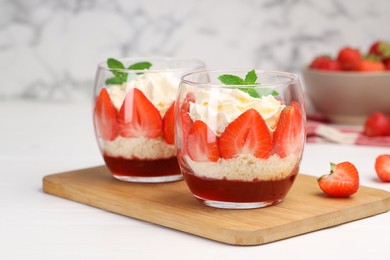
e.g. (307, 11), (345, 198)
(1, 0), (389, 102)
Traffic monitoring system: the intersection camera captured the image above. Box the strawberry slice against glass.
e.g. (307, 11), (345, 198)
(180, 92), (195, 134)
(179, 92), (196, 151)
(273, 101), (303, 158)
(318, 161), (359, 197)
(162, 101), (175, 144)
(186, 120), (220, 162)
(219, 109), (273, 159)
(118, 88), (162, 138)
(94, 88), (118, 141)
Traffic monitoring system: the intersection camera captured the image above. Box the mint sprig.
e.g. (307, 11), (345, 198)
(218, 70), (278, 98)
(128, 61), (152, 70)
(105, 58), (152, 85)
(244, 69), (257, 84)
(217, 74), (245, 85)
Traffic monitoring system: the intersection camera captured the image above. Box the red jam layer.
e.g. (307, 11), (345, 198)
(103, 154), (181, 177)
(181, 168), (298, 203)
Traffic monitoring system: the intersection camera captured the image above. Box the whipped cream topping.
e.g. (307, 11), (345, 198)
(107, 72), (180, 116)
(188, 88), (285, 135)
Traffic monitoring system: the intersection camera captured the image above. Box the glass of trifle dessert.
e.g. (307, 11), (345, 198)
(93, 57), (205, 182)
(175, 69), (306, 209)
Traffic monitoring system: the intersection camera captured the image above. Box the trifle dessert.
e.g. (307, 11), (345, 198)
(93, 58), (204, 182)
(176, 70), (306, 208)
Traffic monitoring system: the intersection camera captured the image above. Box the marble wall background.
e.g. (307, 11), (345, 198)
(1, 0), (389, 101)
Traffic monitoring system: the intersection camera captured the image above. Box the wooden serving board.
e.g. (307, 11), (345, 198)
(43, 166), (390, 245)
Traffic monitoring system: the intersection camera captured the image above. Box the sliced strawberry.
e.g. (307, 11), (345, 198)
(181, 92), (195, 113)
(180, 112), (193, 152)
(273, 101), (303, 158)
(94, 88), (118, 141)
(180, 92), (195, 150)
(219, 109), (272, 159)
(118, 88), (162, 138)
(186, 120), (220, 162)
(364, 112), (390, 137)
(181, 112), (193, 139)
(318, 161), (359, 197)
(163, 101), (175, 144)
(375, 154), (390, 182)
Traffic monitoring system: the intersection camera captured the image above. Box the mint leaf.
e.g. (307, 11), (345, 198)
(256, 88), (279, 97)
(128, 61), (152, 70)
(244, 70), (257, 84)
(218, 74), (245, 85)
(105, 58), (152, 85)
(239, 88), (278, 98)
(107, 58), (125, 69)
(218, 70), (279, 98)
(105, 77), (125, 85)
(107, 58), (127, 82)
(241, 88), (260, 98)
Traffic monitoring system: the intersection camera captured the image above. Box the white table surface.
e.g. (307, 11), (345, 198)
(1, 100), (390, 260)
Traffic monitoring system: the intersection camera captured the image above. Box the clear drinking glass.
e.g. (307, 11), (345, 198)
(93, 57), (205, 183)
(175, 70), (306, 208)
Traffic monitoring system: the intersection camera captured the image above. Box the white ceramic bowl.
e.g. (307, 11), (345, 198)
(302, 68), (390, 124)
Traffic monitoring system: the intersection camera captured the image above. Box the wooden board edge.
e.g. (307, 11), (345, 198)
(42, 176), (237, 244)
(42, 168), (390, 246)
(231, 195), (390, 246)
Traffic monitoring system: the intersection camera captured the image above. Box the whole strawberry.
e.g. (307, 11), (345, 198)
(369, 41), (383, 57)
(309, 56), (341, 71)
(357, 59), (385, 72)
(368, 41), (390, 70)
(368, 41), (390, 60)
(375, 154), (390, 182)
(337, 47), (362, 71)
(318, 162), (359, 197)
(364, 112), (390, 137)
(385, 59), (390, 70)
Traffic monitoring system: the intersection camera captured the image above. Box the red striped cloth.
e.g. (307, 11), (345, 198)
(306, 120), (390, 147)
